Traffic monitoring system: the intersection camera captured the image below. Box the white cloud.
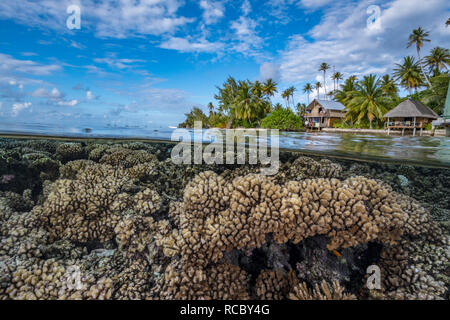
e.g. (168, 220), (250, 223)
(57, 100), (78, 107)
(93, 57), (145, 69)
(259, 63), (281, 81)
(278, 0), (450, 86)
(20, 52), (38, 57)
(241, 0), (252, 15)
(12, 102), (31, 116)
(298, 0), (334, 10)
(159, 37), (224, 53)
(70, 41), (86, 50)
(51, 88), (62, 99)
(86, 90), (94, 100)
(199, 0), (225, 24)
(0, 0), (194, 39)
(32, 87), (48, 97)
(230, 11), (263, 56)
(0, 53), (60, 76)
(32, 87), (64, 100)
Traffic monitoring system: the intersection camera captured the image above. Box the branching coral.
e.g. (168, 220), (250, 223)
(0, 138), (447, 301)
(56, 143), (85, 163)
(287, 156), (343, 180)
(157, 171), (444, 300)
(255, 269), (297, 300)
(375, 237), (449, 300)
(160, 172), (440, 267)
(159, 261), (249, 300)
(34, 162), (160, 242)
(289, 280), (356, 300)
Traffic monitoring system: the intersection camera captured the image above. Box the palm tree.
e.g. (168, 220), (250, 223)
(407, 27), (432, 88)
(281, 88), (291, 108)
(273, 103), (283, 111)
(393, 56), (423, 94)
(296, 103), (306, 116)
(232, 80), (268, 122)
(379, 75), (398, 97)
(315, 82), (322, 99)
(335, 76), (358, 105)
(262, 78), (278, 98)
(303, 83), (313, 105)
(425, 47), (450, 77)
(288, 86), (296, 108)
(319, 62), (331, 99)
(207, 102), (214, 115)
(331, 72), (343, 92)
(345, 74), (388, 129)
(214, 76), (238, 113)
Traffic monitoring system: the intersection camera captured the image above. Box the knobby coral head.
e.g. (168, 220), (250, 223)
(1, 174), (15, 184)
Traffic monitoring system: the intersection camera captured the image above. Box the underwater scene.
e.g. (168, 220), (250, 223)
(0, 134), (448, 300)
(0, 0), (449, 305)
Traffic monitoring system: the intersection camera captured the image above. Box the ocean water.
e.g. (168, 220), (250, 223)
(0, 131), (449, 300)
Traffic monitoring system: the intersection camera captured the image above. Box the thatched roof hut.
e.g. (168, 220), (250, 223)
(384, 99), (438, 136)
(384, 99), (438, 119)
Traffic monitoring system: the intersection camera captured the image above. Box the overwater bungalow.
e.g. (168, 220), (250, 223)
(383, 99), (438, 136)
(304, 99), (346, 130)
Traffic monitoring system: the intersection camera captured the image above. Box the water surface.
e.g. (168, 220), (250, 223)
(0, 122), (449, 168)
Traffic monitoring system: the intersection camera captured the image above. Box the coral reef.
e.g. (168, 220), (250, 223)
(287, 156), (343, 180)
(0, 137), (448, 301)
(373, 236), (449, 300)
(159, 172), (441, 266)
(56, 143), (85, 163)
(34, 161), (161, 243)
(289, 280), (356, 300)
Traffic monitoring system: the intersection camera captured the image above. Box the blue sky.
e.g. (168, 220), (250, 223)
(0, 0), (449, 128)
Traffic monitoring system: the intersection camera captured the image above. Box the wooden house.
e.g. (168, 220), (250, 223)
(304, 99), (346, 129)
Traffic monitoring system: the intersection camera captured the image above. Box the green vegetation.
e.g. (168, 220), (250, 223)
(179, 77), (304, 131)
(181, 26), (448, 131)
(261, 108), (303, 131)
(178, 107), (209, 128)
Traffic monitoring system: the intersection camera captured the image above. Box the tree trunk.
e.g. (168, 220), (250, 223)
(226, 115), (234, 129)
(323, 72), (327, 99)
(418, 49), (433, 89)
(369, 119), (373, 129)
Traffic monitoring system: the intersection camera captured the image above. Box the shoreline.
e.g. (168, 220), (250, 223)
(204, 127), (447, 137)
(321, 128), (446, 136)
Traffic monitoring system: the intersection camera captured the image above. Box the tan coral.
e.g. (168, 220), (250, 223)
(289, 280), (356, 300)
(159, 261), (249, 300)
(160, 173), (439, 268)
(255, 269), (295, 300)
(287, 156), (343, 180)
(376, 238), (448, 300)
(34, 161), (160, 242)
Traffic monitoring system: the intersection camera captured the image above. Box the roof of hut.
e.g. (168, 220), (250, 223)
(383, 99), (439, 119)
(307, 99), (346, 111)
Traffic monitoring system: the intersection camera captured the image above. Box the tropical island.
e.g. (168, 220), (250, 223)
(179, 27), (449, 136)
